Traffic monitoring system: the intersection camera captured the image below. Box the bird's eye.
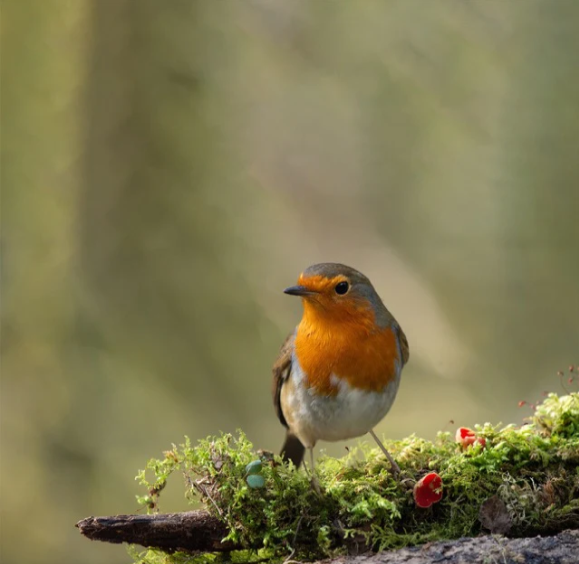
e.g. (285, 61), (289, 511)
(335, 281), (349, 295)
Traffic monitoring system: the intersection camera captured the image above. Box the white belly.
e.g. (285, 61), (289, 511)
(281, 356), (401, 448)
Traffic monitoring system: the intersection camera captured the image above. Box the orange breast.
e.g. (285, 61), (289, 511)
(294, 302), (400, 395)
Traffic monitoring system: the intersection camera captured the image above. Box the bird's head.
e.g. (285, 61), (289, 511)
(284, 263), (387, 328)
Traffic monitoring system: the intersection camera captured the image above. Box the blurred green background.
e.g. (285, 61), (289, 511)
(2, 1), (578, 563)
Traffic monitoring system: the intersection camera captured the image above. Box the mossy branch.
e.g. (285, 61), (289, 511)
(77, 392), (579, 563)
(76, 517), (579, 564)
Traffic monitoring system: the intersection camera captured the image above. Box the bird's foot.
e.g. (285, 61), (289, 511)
(309, 475), (322, 495)
(368, 429), (400, 477)
(387, 458), (401, 476)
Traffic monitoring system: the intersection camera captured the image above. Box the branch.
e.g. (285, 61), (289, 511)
(361, 530), (579, 564)
(76, 512), (579, 563)
(76, 510), (238, 553)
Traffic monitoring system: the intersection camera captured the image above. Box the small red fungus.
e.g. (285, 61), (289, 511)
(455, 427), (486, 449)
(413, 472), (443, 508)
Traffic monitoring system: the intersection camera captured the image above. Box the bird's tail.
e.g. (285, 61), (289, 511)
(280, 432), (305, 467)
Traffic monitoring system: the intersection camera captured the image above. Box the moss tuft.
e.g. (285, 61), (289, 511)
(132, 392), (579, 563)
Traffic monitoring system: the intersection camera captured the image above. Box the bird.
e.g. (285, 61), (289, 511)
(272, 263), (409, 478)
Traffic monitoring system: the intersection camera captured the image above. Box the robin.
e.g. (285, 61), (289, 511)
(272, 263), (409, 476)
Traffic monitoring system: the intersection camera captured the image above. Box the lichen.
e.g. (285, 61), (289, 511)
(131, 392), (579, 563)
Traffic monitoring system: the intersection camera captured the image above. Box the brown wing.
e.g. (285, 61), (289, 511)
(272, 331), (295, 428)
(395, 324), (410, 366)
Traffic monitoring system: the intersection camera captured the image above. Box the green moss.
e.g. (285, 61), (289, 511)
(132, 393), (579, 563)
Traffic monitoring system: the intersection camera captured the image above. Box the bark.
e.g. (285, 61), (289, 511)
(76, 511), (235, 553)
(77, 511), (579, 563)
(337, 530), (579, 564)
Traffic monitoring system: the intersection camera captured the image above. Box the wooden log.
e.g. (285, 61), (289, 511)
(76, 510), (237, 553)
(77, 510), (579, 563)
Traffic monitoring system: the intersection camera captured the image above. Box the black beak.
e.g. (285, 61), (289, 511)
(283, 285), (317, 297)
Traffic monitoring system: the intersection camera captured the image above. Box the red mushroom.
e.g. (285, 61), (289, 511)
(413, 472), (443, 508)
(455, 427), (486, 449)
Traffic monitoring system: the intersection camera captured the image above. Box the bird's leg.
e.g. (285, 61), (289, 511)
(305, 447), (321, 494)
(369, 429), (400, 475)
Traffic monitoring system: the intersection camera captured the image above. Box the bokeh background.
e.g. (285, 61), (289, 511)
(2, 1), (579, 563)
